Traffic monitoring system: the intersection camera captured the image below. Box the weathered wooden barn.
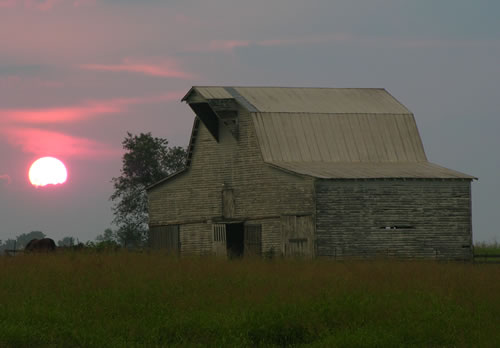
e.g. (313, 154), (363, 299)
(147, 87), (475, 260)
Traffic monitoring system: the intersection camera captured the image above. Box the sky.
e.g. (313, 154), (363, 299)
(0, 0), (499, 244)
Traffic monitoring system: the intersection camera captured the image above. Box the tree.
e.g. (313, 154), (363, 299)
(0, 239), (16, 254)
(111, 132), (187, 247)
(17, 231), (45, 249)
(95, 228), (117, 243)
(57, 236), (75, 247)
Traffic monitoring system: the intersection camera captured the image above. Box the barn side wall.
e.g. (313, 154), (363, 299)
(179, 223), (212, 255)
(148, 106), (315, 255)
(315, 179), (473, 260)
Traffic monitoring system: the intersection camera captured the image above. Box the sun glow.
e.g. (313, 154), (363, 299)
(29, 157), (68, 187)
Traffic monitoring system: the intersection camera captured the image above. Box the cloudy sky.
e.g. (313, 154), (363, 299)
(1, 0), (498, 243)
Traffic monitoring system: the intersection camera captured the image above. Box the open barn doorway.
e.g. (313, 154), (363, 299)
(226, 223), (244, 258)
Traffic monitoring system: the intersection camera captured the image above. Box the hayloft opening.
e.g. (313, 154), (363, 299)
(226, 223), (244, 258)
(189, 102), (219, 142)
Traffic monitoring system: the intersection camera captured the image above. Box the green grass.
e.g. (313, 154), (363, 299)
(474, 242), (500, 263)
(474, 242), (500, 255)
(1, 252), (500, 347)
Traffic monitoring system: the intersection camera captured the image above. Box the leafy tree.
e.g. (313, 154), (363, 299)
(17, 231), (45, 249)
(95, 228), (117, 243)
(0, 239), (17, 253)
(111, 132), (187, 247)
(57, 236), (75, 247)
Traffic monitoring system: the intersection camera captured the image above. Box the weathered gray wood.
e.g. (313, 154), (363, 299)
(315, 180), (473, 260)
(166, 225), (180, 252)
(281, 215), (314, 258)
(212, 224), (226, 257)
(244, 225), (262, 256)
(148, 86), (474, 260)
(149, 104), (315, 256)
(222, 188), (235, 218)
(149, 225), (179, 252)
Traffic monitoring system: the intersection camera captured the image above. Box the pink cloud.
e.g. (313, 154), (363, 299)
(206, 40), (251, 53)
(202, 33), (499, 52)
(0, 92), (183, 159)
(0, 0), (91, 9)
(1, 102), (121, 124)
(0, 76), (65, 88)
(2, 127), (120, 158)
(0, 0), (16, 8)
(0, 91), (184, 163)
(186, 34), (351, 53)
(0, 92), (183, 124)
(24, 0), (62, 10)
(80, 58), (195, 79)
(196, 33), (489, 54)
(1, 0), (63, 10)
(73, 0), (95, 7)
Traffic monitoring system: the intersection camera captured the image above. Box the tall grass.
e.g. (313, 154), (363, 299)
(1, 252), (500, 347)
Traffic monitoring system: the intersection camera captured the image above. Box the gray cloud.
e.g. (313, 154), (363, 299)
(0, 64), (45, 77)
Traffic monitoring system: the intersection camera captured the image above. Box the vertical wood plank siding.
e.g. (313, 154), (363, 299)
(249, 218), (281, 256)
(315, 180), (473, 260)
(149, 225), (179, 252)
(148, 106), (315, 255)
(281, 215), (315, 257)
(212, 224), (227, 257)
(244, 225), (262, 256)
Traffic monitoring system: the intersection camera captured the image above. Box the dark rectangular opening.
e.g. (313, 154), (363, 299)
(379, 226), (415, 230)
(226, 223), (244, 259)
(189, 103), (219, 142)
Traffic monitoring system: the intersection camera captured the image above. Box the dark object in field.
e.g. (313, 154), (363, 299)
(25, 238), (56, 252)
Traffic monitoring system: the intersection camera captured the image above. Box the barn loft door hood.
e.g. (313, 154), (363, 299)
(184, 89), (240, 141)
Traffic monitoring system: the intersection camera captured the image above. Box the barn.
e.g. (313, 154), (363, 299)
(147, 86), (476, 260)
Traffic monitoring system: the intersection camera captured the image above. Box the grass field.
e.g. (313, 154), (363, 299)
(474, 242), (500, 255)
(474, 242), (500, 263)
(1, 252), (500, 347)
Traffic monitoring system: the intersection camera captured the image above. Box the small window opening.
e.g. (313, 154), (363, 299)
(213, 225), (226, 242)
(380, 225), (415, 230)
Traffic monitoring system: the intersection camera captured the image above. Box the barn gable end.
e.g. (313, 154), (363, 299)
(148, 89), (315, 256)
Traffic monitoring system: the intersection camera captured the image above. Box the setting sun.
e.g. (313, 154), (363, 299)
(29, 157), (68, 187)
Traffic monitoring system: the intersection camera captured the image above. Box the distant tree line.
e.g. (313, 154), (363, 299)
(0, 229), (120, 254)
(0, 231), (46, 254)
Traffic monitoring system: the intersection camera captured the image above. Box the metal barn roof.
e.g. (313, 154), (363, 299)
(252, 112), (426, 163)
(270, 161), (475, 180)
(180, 86), (475, 180)
(184, 86), (411, 114)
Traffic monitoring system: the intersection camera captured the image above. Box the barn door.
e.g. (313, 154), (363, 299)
(244, 225), (262, 256)
(165, 225), (180, 253)
(281, 215), (314, 257)
(212, 224), (227, 257)
(149, 225), (179, 252)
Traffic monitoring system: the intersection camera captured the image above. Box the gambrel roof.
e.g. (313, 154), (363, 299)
(184, 87), (411, 114)
(148, 86), (475, 190)
(181, 86), (475, 180)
